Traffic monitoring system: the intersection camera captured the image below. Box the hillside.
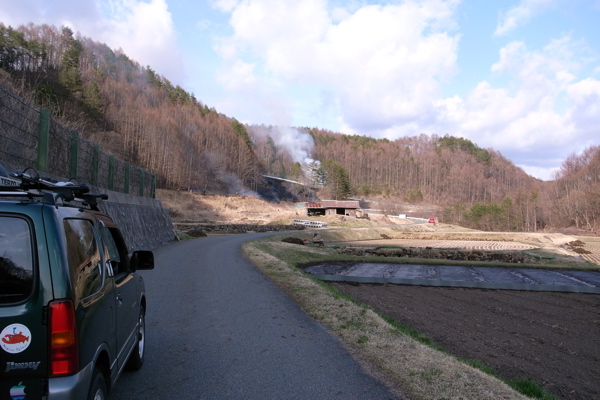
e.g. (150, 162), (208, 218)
(1, 22), (599, 233)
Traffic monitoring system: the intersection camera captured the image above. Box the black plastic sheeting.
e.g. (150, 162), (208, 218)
(304, 263), (600, 293)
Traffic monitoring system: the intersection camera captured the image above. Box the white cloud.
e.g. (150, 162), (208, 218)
(226, 0), (330, 78)
(461, 37), (582, 148)
(217, 60), (257, 89)
(99, 0), (184, 82)
(326, 2), (459, 130)
(0, 0), (185, 84)
(0, 0), (103, 32)
(495, 0), (558, 36)
(519, 164), (559, 181)
(214, 0), (460, 129)
(212, 0), (240, 13)
(566, 78), (600, 139)
(428, 34), (599, 181)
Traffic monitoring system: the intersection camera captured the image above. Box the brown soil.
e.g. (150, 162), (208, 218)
(331, 283), (600, 400)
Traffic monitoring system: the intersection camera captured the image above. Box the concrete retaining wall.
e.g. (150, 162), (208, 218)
(1, 162), (175, 252)
(94, 187), (175, 252)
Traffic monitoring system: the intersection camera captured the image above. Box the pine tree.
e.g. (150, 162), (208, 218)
(322, 160), (351, 200)
(58, 27), (83, 95)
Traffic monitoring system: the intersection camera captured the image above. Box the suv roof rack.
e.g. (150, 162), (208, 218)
(0, 169), (108, 210)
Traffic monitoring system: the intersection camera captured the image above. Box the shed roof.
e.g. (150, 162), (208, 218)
(306, 200), (360, 209)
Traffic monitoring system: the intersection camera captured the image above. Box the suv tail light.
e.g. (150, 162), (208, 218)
(49, 300), (79, 376)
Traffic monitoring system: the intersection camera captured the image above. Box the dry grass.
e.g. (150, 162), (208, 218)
(158, 189), (420, 228)
(243, 241), (530, 400)
(158, 189), (599, 398)
(157, 189), (600, 265)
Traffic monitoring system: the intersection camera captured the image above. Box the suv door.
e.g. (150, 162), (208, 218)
(61, 217), (117, 375)
(98, 221), (140, 370)
(0, 213), (47, 400)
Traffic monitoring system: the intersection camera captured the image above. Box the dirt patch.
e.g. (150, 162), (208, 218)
(157, 189), (298, 224)
(331, 283), (600, 400)
(337, 245), (540, 264)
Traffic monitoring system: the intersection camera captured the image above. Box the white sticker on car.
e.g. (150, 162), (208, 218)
(1, 324), (32, 354)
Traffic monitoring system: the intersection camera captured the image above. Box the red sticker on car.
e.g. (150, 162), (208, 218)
(1, 324), (31, 354)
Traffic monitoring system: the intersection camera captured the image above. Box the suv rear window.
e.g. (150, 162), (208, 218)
(0, 216), (34, 304)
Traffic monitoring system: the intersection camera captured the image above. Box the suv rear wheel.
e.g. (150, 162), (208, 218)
(87, 369), (108, 400)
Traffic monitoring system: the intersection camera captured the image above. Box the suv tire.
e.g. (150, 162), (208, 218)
(87, 369), (108, 400)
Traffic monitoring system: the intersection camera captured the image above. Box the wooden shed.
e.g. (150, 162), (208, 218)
(305, 200), (360, 217)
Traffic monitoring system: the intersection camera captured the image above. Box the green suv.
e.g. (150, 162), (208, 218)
(0, 167), (154, 400)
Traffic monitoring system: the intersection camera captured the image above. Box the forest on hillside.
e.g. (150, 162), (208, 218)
(0, 22), (262, 193)
(1, 22), (599, 233)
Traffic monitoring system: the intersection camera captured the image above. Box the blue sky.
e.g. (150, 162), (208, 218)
(1, 0), (599, 180)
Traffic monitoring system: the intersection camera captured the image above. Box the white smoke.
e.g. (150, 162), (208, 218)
(248, 126), (314, 164)
(248, 125), (322, 186)
(203, 152), (259, 197)
(274, 126), (316, 165)
(249, 125), (320, 164)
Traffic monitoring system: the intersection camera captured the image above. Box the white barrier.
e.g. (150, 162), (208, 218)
(292, 219), (328, 228)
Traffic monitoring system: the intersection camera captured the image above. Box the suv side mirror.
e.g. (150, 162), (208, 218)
(130, 251), (154, 271)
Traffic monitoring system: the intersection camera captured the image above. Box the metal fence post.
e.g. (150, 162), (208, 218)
(108, 155), (115, 190)
(124, 162), (130, 194)
(151, 173), (156, 198)
(139, 169), (145, 196)
(92, 144), (100, 186)
(37, 109), (51, 172)
(69, 131), (79, 180)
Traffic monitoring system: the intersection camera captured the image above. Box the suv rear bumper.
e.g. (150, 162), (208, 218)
(47, 361), (93, 400)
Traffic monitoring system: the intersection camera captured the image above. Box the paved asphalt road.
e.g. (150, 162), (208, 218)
(110, 234), (399, 400)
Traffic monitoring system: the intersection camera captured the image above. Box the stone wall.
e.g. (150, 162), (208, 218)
(179, 223), (304, 235)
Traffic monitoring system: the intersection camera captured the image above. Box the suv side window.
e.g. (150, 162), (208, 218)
(63, 219), (103, 300)
(0, 216), (33, 304)
(100, 226), (130, 280)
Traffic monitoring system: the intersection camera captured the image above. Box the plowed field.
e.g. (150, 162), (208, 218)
(331, 237), (600, 400)
(581, 240), (600, 264)
(339, 239), (537, 251)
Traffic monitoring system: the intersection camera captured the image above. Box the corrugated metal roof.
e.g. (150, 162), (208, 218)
(306, 200), (360, 209)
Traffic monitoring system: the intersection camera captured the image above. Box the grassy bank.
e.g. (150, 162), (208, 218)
(242, 239), (536, 400)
